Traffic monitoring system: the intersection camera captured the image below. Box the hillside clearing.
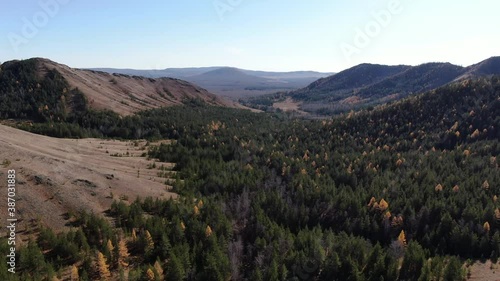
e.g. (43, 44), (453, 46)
(0, 124), (176, 237)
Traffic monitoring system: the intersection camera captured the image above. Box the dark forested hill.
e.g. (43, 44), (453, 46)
(290, 62), (466, 114)
(356, 62), (464, 100)
(338, 76), (500, 149)
(459, 56), (500, 79)
(291, 63), (411, 101)
(245, 57), (500, 116)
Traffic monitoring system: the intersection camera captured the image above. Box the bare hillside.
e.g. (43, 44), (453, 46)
(35, 58), (234, 115)
(0, 124), (176, 235)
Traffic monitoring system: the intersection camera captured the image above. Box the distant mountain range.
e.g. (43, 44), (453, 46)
(246, 57), (500, 115)
(89, 66), (334, 99)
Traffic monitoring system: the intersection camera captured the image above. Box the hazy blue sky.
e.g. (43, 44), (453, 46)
(1, 0), (499, 72)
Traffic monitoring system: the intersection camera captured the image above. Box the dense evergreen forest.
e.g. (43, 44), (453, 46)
(0, 62), (499, 280)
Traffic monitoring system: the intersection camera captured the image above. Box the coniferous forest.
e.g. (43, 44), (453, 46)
(0, 61), (499, 280)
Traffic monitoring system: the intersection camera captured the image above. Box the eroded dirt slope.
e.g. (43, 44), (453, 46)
(0, 124), (176, 235)
(37, 58), (234, 115)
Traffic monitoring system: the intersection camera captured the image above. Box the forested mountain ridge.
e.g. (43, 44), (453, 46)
(337, 76), (499, 148)
(291, 64), (411, 101)
(458, 56), (500, 80)
(290, 63), (464, 113)
(245, 56), (500, 116)
(0, 58), (233, 119)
